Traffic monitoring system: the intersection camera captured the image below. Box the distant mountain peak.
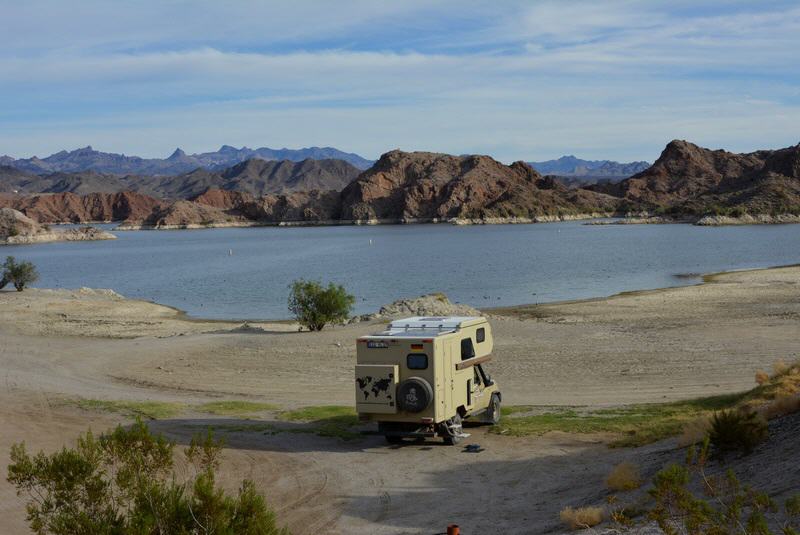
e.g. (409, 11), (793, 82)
(168, 148), (187, 159)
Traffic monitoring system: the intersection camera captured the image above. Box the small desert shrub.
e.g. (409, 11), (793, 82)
(559, 506), (604, 530)
(787, 494), (800, 518)
(606, 462), (642, 492)
(773, 359), (791, 377)
(709, 409), (768, 456)
(288, 279), (355, 331)
(678, 415), (713, 447)
(649, 439), (798, 534)
(776, 385), (800, 400)
(1, 256), (39, 291)
(762, 395), (800, 420)
(7, 419), (290, 535)
(755, 369), (770, 386)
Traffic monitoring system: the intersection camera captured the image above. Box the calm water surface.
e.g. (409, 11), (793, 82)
(4, 221), (800, 319)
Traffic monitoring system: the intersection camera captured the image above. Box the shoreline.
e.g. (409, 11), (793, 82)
(115, 212), (616, 230)
(31, 211), (800, 230)
(17, 262), (799, 325)
(482, 262), (800, 315)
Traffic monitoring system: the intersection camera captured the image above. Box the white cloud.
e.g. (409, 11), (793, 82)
(0, 1), (798, 160)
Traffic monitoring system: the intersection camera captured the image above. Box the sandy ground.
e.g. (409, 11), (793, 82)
(1, 266), (799, 533)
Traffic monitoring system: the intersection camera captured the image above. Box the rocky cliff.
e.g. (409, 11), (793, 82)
(339, 150), (619, 222)
(0, 191), (163, 224)
(591, 140), (800, 216)
(191, 189), (341, 224)
(0, 207), (116, 245)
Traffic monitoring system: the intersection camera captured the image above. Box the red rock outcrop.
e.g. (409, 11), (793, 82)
(190, 189), (256, 211)
(0, 191), (163, 223)
(135, 200), (244, 228)
(339, 150), (618, 221)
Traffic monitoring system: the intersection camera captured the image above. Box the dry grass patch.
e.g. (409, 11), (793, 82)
(773, 359), (791, 376)
(197, 400), (279, 416)
(747, 359), (800, 404)
(762, 395), (800, 419)
(279, 405), (361, 440)
(755, 370), (770, 386)
(560, 506), (604, 530)
(494, 360), (800, 448)
(494, 393), (746, 447)
(606, 462), (642, 491)
(678, 415), (713, 447)
(74, 399), (184, 420)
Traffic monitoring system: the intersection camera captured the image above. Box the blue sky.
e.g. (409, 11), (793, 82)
(1, 0), (799, 162)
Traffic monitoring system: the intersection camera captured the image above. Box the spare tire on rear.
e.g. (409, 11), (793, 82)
(396, 377), (433, 413)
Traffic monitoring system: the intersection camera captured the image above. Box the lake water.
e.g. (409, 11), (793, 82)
(4, 221), (800, 320)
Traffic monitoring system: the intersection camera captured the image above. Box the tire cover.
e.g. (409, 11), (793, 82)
(397, 377), (433, 413)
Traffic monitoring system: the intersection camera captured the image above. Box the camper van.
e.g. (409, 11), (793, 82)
(355, 316), (501, 444)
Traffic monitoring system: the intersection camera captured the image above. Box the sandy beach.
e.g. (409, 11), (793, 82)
(1, 266), (798, 533)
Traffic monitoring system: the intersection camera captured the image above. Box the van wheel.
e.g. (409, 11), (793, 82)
(485, 394), (501, 425)
(442, 414), (463, 445)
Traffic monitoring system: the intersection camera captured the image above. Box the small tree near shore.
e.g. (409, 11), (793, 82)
(1, 256), (39, 291)
(288, 279), (355, 331)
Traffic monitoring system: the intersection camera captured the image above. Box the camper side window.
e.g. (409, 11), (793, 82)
(460, 338), (475, 360)
(476, 328), (486, 343)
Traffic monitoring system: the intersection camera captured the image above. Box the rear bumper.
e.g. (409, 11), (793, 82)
(383, 429), (438, 439)
(378, 421), (438, 438)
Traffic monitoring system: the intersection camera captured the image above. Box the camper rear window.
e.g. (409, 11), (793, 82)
(407, 354), (428, 370)
(476, 328), (486, 343)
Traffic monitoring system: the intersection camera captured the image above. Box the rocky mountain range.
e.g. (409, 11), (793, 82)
(0, 145), (374, 175)
(0, 158), (361, 198)
(527, 155), (650, 183)
(590, 140), (800, 216)
(2, 141), (798, 228)
(0, 151), (619, 227)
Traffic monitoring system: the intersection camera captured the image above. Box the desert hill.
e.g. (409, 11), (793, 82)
(591, 140), (800, 216)
(0, 158), (361, 199)
(0, 191), (163, 224)
(339, 150), (618, 222)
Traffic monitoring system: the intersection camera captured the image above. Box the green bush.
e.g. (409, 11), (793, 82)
(709, 409), (768, 457)
(1, 256), (39, 291)
(787, 494), (800, 519)
(646, 439), (792, 534)
(288, 279), (355, 331)
(7, 419), (289, 535)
